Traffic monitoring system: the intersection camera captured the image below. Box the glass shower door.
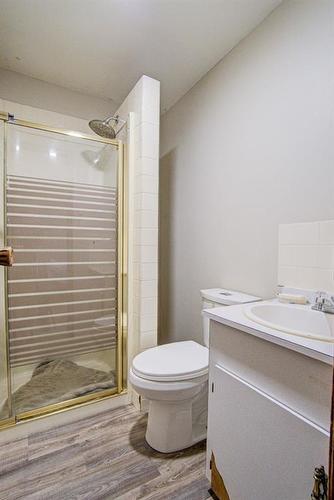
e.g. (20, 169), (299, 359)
(4, 121), (124, 418)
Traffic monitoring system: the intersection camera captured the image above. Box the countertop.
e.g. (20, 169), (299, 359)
(203, 300), (334, 365)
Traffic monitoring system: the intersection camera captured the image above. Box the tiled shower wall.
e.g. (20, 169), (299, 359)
(278, 220), (334, 293)
(116, 76), (160, 359)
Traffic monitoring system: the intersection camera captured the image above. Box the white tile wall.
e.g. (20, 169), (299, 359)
(134, 228), (158, 246)
(135, 174), (159, 194)
(140, 331), (158, 350)
(115, 76), (160, 362)
(134, 245), (158, 263)
(135, 280), (157, 298)
(134, 193), (158, 211)
(278, 220), (334, 292)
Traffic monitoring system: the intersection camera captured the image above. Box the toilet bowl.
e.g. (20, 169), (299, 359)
(130, 288), (261, 453)
(129, 341), (209, 453)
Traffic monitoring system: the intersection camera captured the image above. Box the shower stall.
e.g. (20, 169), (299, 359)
(0, 111), (126, 426)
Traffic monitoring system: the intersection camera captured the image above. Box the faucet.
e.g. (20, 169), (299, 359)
(311, 291), (334, 314)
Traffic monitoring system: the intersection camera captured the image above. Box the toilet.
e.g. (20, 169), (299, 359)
(129, 288), (260, 453)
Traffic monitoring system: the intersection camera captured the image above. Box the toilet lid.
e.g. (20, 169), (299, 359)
(132, 341), (209, 382)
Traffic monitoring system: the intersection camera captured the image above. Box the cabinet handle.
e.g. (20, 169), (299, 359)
(311, 466), (328, 500)
(0, 247), (14, 266)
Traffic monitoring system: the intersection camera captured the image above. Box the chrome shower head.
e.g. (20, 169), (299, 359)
(88, 117), (117, 139)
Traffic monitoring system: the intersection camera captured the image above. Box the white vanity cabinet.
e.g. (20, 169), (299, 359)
(206, 319), (332, 500)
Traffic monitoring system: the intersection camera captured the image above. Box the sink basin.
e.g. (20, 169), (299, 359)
(244, 302), (334, 342)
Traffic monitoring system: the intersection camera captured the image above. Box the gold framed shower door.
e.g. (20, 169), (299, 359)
(0, 111), (127, 426)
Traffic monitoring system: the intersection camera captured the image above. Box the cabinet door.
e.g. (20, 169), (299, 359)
(207, 364), (329, 500)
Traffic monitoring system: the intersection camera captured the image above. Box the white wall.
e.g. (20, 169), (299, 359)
(160, 0), (334, 345)
(0, 69), (116, 120)
(0, 98), (93, 134)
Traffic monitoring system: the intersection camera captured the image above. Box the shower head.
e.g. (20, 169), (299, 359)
(89, 116), (117, 139)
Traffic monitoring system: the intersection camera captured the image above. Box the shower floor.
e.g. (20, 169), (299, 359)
(11, 359), (116, 414)
(0, 404), (211, 499)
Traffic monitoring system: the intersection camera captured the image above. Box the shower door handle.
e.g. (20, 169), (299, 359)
(0, 247), (14, 266)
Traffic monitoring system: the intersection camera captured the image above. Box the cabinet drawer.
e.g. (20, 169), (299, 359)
(207, 364), (329, 500)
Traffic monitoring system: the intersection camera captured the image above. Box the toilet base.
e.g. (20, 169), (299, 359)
(145, 382), (208, 453)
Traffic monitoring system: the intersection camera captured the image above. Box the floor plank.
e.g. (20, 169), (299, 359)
(0, 404), (211, 500)
(0, 436), (28, 476)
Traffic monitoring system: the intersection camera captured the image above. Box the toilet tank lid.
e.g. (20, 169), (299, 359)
(201, 288), (261, 305)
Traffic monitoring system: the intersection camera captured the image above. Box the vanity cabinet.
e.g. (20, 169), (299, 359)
(206, 320), (332, 500)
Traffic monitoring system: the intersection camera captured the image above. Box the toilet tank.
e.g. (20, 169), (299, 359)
(200, 288), (261, 347)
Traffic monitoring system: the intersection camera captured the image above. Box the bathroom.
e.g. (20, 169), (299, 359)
(0, 0), (333, 498)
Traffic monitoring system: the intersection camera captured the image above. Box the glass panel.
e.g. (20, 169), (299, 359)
(5, 124), (120, 415)
(0, 120), (11, 422)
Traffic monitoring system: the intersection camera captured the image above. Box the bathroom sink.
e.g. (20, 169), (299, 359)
(244, 302), (334, 342)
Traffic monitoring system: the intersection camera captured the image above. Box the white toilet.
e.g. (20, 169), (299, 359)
(129, 288), (260, 453)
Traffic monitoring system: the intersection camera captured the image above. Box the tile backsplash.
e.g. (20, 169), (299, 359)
(278, 220), (334, 293)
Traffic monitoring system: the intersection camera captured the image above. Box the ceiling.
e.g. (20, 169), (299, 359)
(0, 0), (281, 112)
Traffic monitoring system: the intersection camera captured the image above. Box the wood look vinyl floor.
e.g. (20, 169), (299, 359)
(0, 404), (212, 500)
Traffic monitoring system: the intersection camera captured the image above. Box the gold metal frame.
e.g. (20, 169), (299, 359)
(17, 388), (124, 421)
(8, 117), (120, 146)
(0, 117), (13, 429)
(0, 112), (127, 427)
(0, 112), (10, 122)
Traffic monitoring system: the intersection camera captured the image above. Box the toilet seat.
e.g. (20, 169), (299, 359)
(132, 340), (208, 382)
